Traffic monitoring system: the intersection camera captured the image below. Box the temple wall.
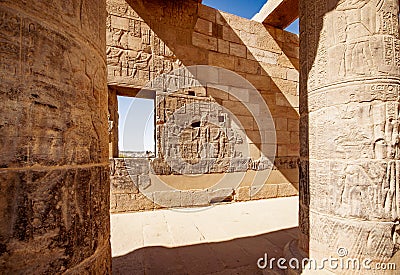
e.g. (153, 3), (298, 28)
(106, 0), (300, 212)
(0, 0), (110, 273)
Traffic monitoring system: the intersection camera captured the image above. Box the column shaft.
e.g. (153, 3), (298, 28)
(300, 0), (400, 265)
(0, 1), (110, 273)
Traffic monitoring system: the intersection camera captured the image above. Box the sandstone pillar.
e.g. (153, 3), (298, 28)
(299, 0), (400, 268)
(0, 1), (110, 273)
(108, 88), (119, 158)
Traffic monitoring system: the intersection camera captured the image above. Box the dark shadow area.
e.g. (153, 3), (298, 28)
(112, 227), (300, 275)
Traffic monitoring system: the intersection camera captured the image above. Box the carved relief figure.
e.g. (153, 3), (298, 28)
(335, 0), (375, 76)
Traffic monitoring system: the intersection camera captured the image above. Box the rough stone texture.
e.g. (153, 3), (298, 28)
(110, 156), (299, 213)
(253, 0), (299, 29)
(299, 0), (400, 269)
(0, 0), (110, 273)
(107, 0), (300, 212)
(108, 87), (119, 158)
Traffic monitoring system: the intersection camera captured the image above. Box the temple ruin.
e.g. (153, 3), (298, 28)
(1, 0), (400, 273)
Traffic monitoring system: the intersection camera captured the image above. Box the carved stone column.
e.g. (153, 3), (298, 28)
(108, 87), (119, 158)
(299, 0), (400, 268)
(0, 1), (110, 273)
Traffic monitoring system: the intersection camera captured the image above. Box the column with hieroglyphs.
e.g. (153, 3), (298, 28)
(299, 0), (400, 269)
(0, 0), (110, 273)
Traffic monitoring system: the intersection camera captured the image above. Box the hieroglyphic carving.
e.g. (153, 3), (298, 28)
(0, 1), (110, 273)
(300, 0), (400, 265)
(305, 0), (400, 91)
(106, 1), (180, 87)
(0, 9), (21, 77)
(153, 91), (249, 175)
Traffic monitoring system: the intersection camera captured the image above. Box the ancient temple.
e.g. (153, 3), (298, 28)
(0, 0), (399, 274)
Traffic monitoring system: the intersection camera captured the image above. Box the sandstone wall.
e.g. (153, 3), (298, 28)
(0, 0), (110, 273)
(107, 0), (300, 212)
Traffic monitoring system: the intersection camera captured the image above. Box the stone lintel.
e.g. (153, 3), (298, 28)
(252, 0), (299, 29)
(109, 85), (155, 99)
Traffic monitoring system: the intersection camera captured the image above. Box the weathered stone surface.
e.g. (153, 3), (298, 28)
(107, 0), (300, 213)
(0, 1), (110, 273)
(299, 0), (400, 268)
(235, 186), (251, 201)
(208, 188), (234, 203)
(154, 191), (181, 208)
(253, 0), (299, 29)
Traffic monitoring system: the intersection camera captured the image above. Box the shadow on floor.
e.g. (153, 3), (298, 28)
(112, 227), (299, 275)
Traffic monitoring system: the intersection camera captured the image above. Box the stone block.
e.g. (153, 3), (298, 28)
(277, 145), (288, 156)
(110, 194), (117, 210)
(276, 131), (291, 145)
(286, 68), (299, 81)
(222, 26), (241, 44)
(111, 15), (129, 30)
(245, 75), (271, 91)
(284, 31), (299, 44)
(290, 131), (299, 144)
(216, 12), (227, 26)
(198, 4), (216, 22)
(154, 190), (181, 208)
(222, 100), (250, 117)
(261, 62), (287, 78)
(138, 174), (151, 190)
(207, 85), (230, 100)
(208, 52), (235, 70)
(180, 191), (193, 207)
(236, 115), (254, 131)
(194, 18), (213, 36)
(228, 87), (251, 102)
(197, 66), (220, 84)
(136, 193), (154, 211)
(234, 58), (259, 75)
(121, 158), (150, 175)
(274, 117), (287, 131)
(251, 184), (278, 200)
(192, 32), (217, 51)
(247, 47), (279, 65)
(115, 193), (136, 212)
(246, 130), (262, 145)
(286, 143), (299, 157)
(110, 174), (139, 194)
(249, 143), (261, 159)
(277, 183), (298, 197)
(192, 190), (209, 206)
(219, 12), (251, 33)
(208, 188), (234, 203)
(283, 43), (299, 59)
(229, 43), (247, 58)
(287, 119), (299, 131)
(217, 39), (230, 54)
(277, 54), (297, 69)
(212, 23), (223, 38)
(275, 93), (291, 107)
(235, 186), (250, 201)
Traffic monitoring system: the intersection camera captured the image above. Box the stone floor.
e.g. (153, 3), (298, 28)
(111, 196), (299, 275)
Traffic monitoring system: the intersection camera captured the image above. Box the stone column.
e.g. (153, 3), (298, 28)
(299, 0), (400, 268)
(0, 1), (110, 273)
(108, 88), (119, 158)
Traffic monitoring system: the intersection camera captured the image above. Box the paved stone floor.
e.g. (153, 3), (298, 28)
(111, 196), (299, 274)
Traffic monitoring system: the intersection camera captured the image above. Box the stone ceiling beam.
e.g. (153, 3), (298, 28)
(252, 0), (299, 29)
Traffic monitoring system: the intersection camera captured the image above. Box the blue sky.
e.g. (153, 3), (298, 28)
(119, 96), (155, 152)
(118, 1), (299, 152)
(202, 0), (299, 33)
